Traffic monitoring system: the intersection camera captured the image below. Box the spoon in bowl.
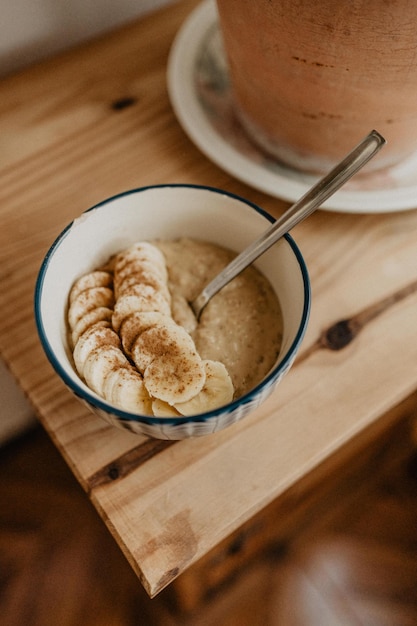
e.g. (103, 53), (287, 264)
(190, 129), (386, 319)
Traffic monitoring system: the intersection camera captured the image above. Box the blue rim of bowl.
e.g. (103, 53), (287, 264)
(34, 183), (311, 426)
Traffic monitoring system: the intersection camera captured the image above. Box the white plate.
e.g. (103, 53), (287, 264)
(167, 0), (417, 213)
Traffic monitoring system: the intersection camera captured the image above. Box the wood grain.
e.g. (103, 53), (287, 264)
(0, 0), (417, 597)
(1, 397), (416, 624)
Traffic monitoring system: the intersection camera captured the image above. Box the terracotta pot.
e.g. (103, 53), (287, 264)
(215, 0), (417, 173)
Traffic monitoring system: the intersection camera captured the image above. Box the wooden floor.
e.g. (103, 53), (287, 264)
(1, 417), (417, 626)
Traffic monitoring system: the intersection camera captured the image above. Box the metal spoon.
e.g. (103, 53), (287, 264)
(190, 129), (386, 319)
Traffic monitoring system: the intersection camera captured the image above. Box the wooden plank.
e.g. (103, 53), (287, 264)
(170, 392), (417, 611)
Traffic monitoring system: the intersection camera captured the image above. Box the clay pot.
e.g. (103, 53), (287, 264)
(216, 0), (417, 173)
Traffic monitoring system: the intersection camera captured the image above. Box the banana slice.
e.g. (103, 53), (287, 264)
(68, 287), (114, 329)
(120, 311), (176, 357)
(115, 272), (170, 301)
(83, 345), (130, 396)
(69, 271), (113, 304)
(174, 360), (234, 416)
(114, 254), (167, 282)
(114, 242), (167, 275)
(73, 324), (121, 377)
(131, 321), (198, 373)
(71, 307), (113, 347)
(103, 367), (153, 415)
(115, 251), (166, 274)
(152, 399), (182, 417)
(112, 290), (171, 331)
(170, 293), (198, 334)
(113, 242), (169, 300)
(128, 315), (206, 404)
(143, 348), (206, 405)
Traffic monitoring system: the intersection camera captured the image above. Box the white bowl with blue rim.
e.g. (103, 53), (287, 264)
(34, 184), (310, 440)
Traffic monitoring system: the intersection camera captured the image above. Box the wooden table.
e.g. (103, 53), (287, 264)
(1, 0), (417, 601)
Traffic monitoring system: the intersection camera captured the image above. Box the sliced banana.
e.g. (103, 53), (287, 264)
(69, 271), (113, 304)
(120, 311), (176, 357)
(115, 252), (166, 275)
(152, 399), (182, 417)
(68, 286), (114, 330)
(103, 367), (153, 415)
(114, 250), (167, 275)
(112, 240), (205, 404)
(83, 345), (130, 396)
(73, 324), (121, 377)
(112, 290), (171, 332)
(115, 271), (170, 301)
(68, 242), (237, 419)
(143, 349), (206, 405)
(131, 321), (198, 373)
(114, 242), (168, 299)
(114, 242), (167, 273)
(174, 360), (234, 416)
(71, 307), (113, 347)
(170, 293), (198, 334)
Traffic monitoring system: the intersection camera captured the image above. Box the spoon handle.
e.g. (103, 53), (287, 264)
(191, 129), (386, 318)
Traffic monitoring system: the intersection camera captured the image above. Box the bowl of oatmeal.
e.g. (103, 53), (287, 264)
(35, 184), (310, 439)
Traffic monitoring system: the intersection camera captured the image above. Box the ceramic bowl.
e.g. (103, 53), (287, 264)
(34, 184), (310, 439)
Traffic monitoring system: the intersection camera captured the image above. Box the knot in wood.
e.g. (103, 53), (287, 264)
(111, 96), (137, 111)
(108, 465), (120, 480)
(322, 319), (356, 350)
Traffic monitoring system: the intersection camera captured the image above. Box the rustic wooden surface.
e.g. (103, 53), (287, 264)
(1, 0), (417, 598)
(2, 395), (416, 625)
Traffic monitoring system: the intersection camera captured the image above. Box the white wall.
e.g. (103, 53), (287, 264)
(0, 0), (174, 77)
